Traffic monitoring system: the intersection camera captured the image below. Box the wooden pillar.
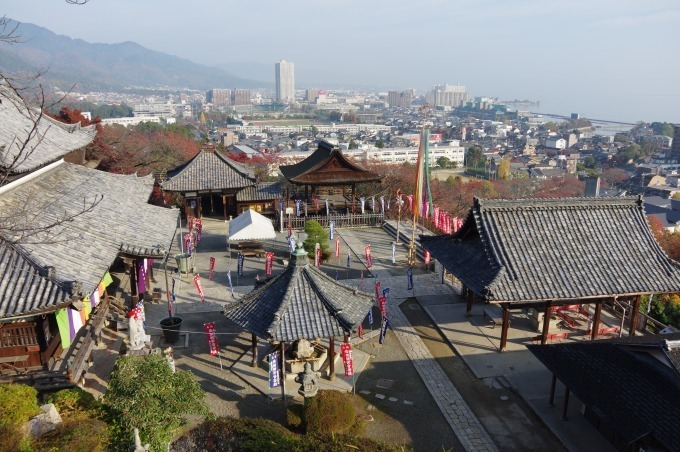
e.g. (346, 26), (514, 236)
(198, 197), (203, 219)
(500, 306), (510, 352)
(629, 296), (641, 337)
(328, 336), (336, 381)
(251, 334), (258, 367)
(280, 341), (286, 402)
(351, 184), (356, 214)
(591, 302), (602, 341)
(466, 290), (474, 315)
(222, 195), (227, 222)
(549, 374), (557, 406)
(541, 302), (552, 345)
(561, 386), (570, 420)
(305, 185), (308, 200)
(130, 259), (138, 305)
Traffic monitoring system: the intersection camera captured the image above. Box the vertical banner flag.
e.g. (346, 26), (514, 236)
(347, 249), (351, 268)
(195, 219), (203, 243)
(424, 250), (431, 267)
(358, 323), (364, 339)
(188, 215), (194, 232)
(367, 307), (373, 326)
(269, 352), (280, 388)
(340, 343), (354, 377)
(378, 296), (387, 318)
(193, 274), (205, 301)
(168, 278), (176, 317)
(237, 253), (244, 276)
(209, 256), (216, 280)
(204, 322), (219, 356)
(392, 242), (396, 264)
(365, 245), (372, 268)
(288, 236), (295, 253)
(325, 199), (329, 216)
(380, 196), (385, 213)
(295, 200), (301, 217)
(280, 199), (284, 214)
(288, 224), (292, 238)
(375, 281), (381, 300)
(407, 266), (413, 290)
(314, 198), (319, 211)
(227, 271), (234, 297)
(440, 262), (445, 283)
(335, 270), (339, 281)
(406, 195), (413, 212)
(360, 197), (365, 214)
(315, 247), (322, 268)
(184, 233), (193, 255)
(383, 287), (390, 302)
(330, 220), (335, 240)
(360, 271), (364, 291)
(335, 237), (340, 258)
(379, 317), (389, 345)
(371, 196), (375, 212)
(265, 252), (274, 277)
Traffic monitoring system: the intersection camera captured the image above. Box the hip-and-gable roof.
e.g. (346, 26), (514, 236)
(161, 149), (256, 192)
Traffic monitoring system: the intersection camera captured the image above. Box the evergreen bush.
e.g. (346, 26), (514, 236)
(303, 390), (356, 435)
(303, 220), (329, 260)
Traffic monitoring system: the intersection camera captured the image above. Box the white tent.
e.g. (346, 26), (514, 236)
(228, 209), (276, 241)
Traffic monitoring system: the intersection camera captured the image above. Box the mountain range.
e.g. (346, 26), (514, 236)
(0, 19), (270, 93)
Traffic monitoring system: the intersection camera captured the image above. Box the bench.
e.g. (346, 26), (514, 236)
(483, 307), (507, 329)
(239, 249), (265, 257)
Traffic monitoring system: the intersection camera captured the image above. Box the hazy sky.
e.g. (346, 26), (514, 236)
(4, 0), (680, 123)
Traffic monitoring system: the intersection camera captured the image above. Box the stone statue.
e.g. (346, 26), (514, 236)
(292, 338), (314, 359)
(133, 428), (149, 451)
(164, 347), (175, 373)
(295, 362), (320, 398)
(128, 310), (150, 351)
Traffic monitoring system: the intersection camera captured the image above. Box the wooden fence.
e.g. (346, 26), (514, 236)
(280, 213), (384, 231)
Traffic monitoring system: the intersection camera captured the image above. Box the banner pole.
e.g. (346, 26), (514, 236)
(218, 352), (223, 371)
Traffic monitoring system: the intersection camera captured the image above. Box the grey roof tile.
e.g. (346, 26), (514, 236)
(0, 84), (96, 176)
(235, 182), (282, 202)
(225, 252), (374, 342)
(421, 196), (680, 302)
(0, 162), (179, 297)
(161, 149), (256, 192)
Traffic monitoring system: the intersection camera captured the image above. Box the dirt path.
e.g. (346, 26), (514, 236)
(401, 299), (566, 452)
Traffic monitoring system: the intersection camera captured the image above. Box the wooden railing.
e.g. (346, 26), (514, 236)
(280, 213), (384, 231)
(67, 297), (111, 384)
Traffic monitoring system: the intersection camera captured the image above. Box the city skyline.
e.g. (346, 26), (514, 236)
(2, 0), (680, 123)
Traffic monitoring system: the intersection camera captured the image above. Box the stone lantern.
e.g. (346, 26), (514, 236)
(295, 362), (320, 398)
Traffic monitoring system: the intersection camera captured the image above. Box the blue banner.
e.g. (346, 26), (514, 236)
(227, 271), (234, 297)
(280, 199), (284, 212)
(269, 352), (280, 388)
(367, 308), (373, 326)
(295, 200), (301, 217)
(407, 266), (413, 290)
(383, 287), (389, 303)
(379, 317), (389, 344)
(288, 236), (295, 253)
(237, 253), (244, 276)
(335, 270), (339, 281)
(329, 221), (334, 240)
(347, 252), (350, 268)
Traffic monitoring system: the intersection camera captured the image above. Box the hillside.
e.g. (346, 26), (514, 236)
(0, 19), (269, 92)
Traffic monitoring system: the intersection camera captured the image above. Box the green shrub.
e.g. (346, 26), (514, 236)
(303, 220), (329, 259)
(33, 419), (109, 452)
(104, 354), (208, 451)
(287, 403), (304, 430)
(0, 384), (40, 452)
(303, 390), (356, 435)
(43, 387), (104, 420)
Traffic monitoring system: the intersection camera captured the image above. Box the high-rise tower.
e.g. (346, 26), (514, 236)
(275, 59), (295, 103)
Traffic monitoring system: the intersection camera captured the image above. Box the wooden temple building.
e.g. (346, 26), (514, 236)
(225, 242), (374, 385)
(529, 333), (680, 451)
(161, 147), (281, 220)
(421, 197), (680, 351)
(0, 84), (179, 388)
(279, 140), (383, 212)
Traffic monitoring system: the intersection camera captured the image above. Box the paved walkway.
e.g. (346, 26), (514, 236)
(338, 229), (498, 452)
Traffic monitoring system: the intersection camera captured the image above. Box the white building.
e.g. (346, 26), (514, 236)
(275, 59), (295, 103)
(545, 137), (567, 150)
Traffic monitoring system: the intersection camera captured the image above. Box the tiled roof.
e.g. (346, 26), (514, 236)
(225, 247), (374, 342)
(279, 140), (382, 185)
(0, 161), (179, 297)
(161, 149), (256, 192)
(421, 196), (680, 303)
(0, 242), (73, 318)
(236, 182), (282, 202)
(529, 333), (680, 450)
(0, 84), (96, 176)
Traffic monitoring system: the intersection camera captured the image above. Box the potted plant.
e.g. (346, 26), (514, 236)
(160, 290), (183, 344)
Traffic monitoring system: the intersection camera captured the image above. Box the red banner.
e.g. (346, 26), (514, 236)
(204, 322), (219, 356)
(265, 252), (274, 276)
(425, 250), (430, 266)
(209, 256), (215, 280)
(358, 324), (363, 339)
(188, 215), (194, 232)
(365, 245), (372, 268)
(340, 343), (354, 377)
(335, 237), (340, 258)
(378, 296), (387, 317)
(375, 281), (381, 300)
(193, 274), (205, 301)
